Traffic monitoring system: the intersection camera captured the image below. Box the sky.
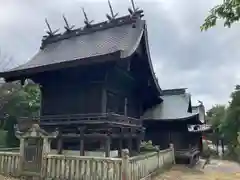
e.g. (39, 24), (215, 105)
(0, 0), (240, 110)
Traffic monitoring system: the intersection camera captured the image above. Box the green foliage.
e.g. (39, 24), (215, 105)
(140, 140), (159, 152)
(206, 85), (240, 160)
(5, 116), (18, 147)
(0, 130), (7, 147)
(0, 82), (40, 147)
(1, 83), (41, 117)
(206, 105), (226, 144)
(206, 105), (226, 129)
(219, 86), (240, 158)
(201, 0), (240, 31)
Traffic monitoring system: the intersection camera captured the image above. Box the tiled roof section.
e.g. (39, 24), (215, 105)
(192, 104), (206, 123)
(2, 13), (144, 73)
(41, 13), (142, 49)
(162, 88), (187, 96)
(142, 92), (197, 121)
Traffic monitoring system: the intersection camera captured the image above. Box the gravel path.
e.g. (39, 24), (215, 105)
(155, 160), (240, 180)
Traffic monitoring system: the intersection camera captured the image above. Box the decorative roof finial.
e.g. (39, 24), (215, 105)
(45, 18), (59, 37)
(128, 0), (143, 17)
(82, 7), (94, 28)
(106, 0), (118, 21)
(63, 15), (75, 32)
(198, 100), (203, 106)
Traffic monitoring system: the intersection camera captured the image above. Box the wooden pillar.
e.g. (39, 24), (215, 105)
(105, 135), (111, 157)
(79, 127), (85, 156)
(199, 135), (203, 152)
(118, 128), (123, 157)
(57, 130), (63, 154)
(118, 138), (123, 157)
(124, 98), (128, 116)
(127, 128), (133, 156)
(136, 128), (144, 154)
(136, 136), (141, 154)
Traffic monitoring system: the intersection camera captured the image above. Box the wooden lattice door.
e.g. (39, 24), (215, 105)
(23, 137), (43, 176)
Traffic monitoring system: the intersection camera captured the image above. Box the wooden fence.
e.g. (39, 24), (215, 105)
(43, 155), (123, 180)
(0, 146), (175, 180)
(0, 152), (20, 176)
(129, 148), (174, 180)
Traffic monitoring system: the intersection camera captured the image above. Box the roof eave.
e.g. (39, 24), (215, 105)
(142, 23), (162, 95)
(1, 50), (122, 82)
(142, 113), (199, 122)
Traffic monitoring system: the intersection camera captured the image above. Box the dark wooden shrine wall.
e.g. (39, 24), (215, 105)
(36, 64), (108, 116)
(144, 121), (202, 150)
(106, 60), (143, 118)
(41, 81), (103, 115)
(31, 54), (158, 118)
(33, 61), (144, 118)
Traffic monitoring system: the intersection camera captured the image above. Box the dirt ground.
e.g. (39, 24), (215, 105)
(155, 159), (240, 180)
(0, 176), (18, 180)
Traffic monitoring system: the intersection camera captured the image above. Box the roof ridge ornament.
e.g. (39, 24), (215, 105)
(106, 0), (118, 21)
(128, 0), (144, 18)
(198, 100), (203, 106)
(44, 18), (59, 37)
(63, 14), (75, 32)
(82, 7), (94, 28)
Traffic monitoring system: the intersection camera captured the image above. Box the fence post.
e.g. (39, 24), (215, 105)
(122, 149), (130, 180)
(156, 146), (160, 168)
(18, 138), (25, 176)
(41, 137), (52, 179)
(169, 143), (175, 164)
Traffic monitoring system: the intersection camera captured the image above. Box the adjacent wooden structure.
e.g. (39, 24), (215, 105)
(142, 88), (209, 165)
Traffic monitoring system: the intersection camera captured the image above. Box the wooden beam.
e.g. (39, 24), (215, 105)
(61, 133), (138, 139)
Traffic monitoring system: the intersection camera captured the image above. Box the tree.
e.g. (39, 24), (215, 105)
(6, 83), (40, 147)
(206, 105), (226, 148)
(206, 105), (226, 129)
(220, 85), (240, 160)
(0, 82), (40, 147)
(201, 0), (240, 31)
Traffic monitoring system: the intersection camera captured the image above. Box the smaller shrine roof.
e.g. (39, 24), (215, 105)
(142, 88), (197, 121)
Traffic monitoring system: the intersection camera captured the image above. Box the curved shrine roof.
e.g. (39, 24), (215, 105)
(142, 89), (197, 121)
(12, 19), (144, 72)
(142, 88), (207, 124)
(0, 12), (161, 94)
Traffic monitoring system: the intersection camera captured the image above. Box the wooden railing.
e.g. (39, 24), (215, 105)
(43, 155), (123, 180)
(18, 112), (142, 127)
(43, 146), (174, 180)
(0, 146), (175, 179)
(128, 148), (174, 180)
(0, 152), (20, 176)
(0, 147), (20, 152)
